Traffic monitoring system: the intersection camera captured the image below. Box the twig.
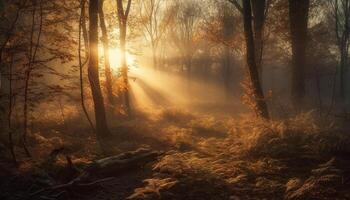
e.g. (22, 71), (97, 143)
(28, 177), (115, 199)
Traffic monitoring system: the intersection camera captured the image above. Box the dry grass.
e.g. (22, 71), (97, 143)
(126, 109), (350, 199)
(1, 108), (350, 199)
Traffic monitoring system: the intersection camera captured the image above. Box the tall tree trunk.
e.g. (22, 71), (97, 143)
(251, 0), (266, 80)
(98, 0), (114, 105)
(288, 0), (310, 106)
(242, 0), (269, 119)
(340, 50), (346, 100)
(120, 24), (130, 114)
(88, 0), (110, 140)
(79, 0), (95, 132)
(0, 1), (23, 77)
(330, 0), (350, 102)
(23, 0), (44, 157)
(151, 41), (157, 70)
(223, 46), (231, 99)
(8, 54), (16, 164)
(23, 1), (36, 158)
(221, 8), (234, 99)
(116, 0), (132, 115)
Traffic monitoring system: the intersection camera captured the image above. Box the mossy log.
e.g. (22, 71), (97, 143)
(29, 148), (162, 199)
(77, 148), (162, 182)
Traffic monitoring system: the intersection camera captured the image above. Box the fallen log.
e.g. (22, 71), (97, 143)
(28, 148), (162, 199)
(77, 148), (162, 182)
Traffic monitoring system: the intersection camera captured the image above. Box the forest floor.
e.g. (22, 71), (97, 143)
(1, 108), (350, 200)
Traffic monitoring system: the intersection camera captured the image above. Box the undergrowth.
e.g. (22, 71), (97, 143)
(127, 110), (350, 199)
(1, 108), (350, 199)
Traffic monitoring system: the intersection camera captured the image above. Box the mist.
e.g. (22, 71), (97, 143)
(1, 0), (350, 199)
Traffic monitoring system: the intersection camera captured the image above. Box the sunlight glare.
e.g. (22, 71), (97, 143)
(99, 46), (136, 72)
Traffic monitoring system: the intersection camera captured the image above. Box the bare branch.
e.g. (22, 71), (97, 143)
(228, 0), (243, 14)
(125, 0), (132, 19)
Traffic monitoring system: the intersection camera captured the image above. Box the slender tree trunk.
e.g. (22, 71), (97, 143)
(242, 0), (269, 119)
(223, 46), (231, 99)
(251, 0), (266, 79)
(221, 9), (233, 99)
(98, 0), (114, 105)
(340, 50), (346, 100)
(8, 54), (16, 164)
(288, 0), (310, 106)
(23, 1), (37, 157)
(315, 67), (322, 114)
(88, 0), (110, 140)
(339, 38), (349, 102)
(187, 57), (192, 80)
(23, 72), (31, 157)
(120, 24), (130, 114)
(58, 98), (68, 132)
(0, 2), (22, 76)
(79, 0), (95, 132)
(331, 0), (350, 102)
(151, 42), (157, 70)
(23, 0), (43, 157)
(81, 1), (89, 52)
(116, 0), (132, 115)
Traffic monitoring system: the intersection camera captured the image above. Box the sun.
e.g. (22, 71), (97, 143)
(99, 46), (136, 72)
(107, 47), (136, 71)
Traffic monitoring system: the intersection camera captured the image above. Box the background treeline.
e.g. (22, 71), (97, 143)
(0, 0), (349, 161)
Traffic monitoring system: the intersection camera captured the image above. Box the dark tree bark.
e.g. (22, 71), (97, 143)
(88, 0), (110, 140)
(242, 0), (269, 119)
(288, 0), (310, 106)
(8, 54), (16, 163)
(228, 0), (269, 80)
(79, 0), (95, 132)
(98, 0), (114, 105)
(331, 0), (350, 101)
(251, 0), (266, 78)
(116, 0), (132, 115)
(0, 1), (27, 163)
(29, 148), (161, 198)
(0, 1), (23, 70)
(23, 0), (44, 157)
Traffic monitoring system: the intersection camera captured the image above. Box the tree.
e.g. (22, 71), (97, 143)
(251, 0), (268, 78)
(88, 0), (110, 141)
(219, 4), (237, 98)
(242, 0), (269, 119)
(329, 0), (350, 101)
(139, 0), (170, 70)
(288, 0), (310, 106)
(169, 0), (201, 81)
(116, 0), (132, 114)
(0, 0), (28, 160)
(23, 0), (44, 157)
(99, 0), (114, 105)
(7, 53), (17, 163)
(228, 0), (270, 79)
(79, 0), (95, 132)
(1, 0), (85, 155)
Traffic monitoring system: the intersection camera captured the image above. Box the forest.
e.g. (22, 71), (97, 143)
(0, 0), (350, 199)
